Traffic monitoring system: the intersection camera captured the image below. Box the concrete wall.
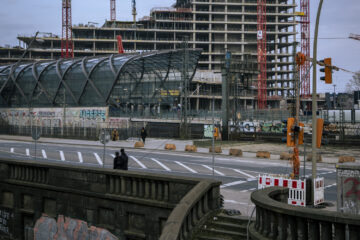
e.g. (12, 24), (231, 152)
(337, 163), (360, 214)
(0, 158), (221, 239)
(0, 107), (109, 128)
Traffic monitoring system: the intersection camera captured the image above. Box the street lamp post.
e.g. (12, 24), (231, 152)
(311, 0), (324, 197)
(333, 84), (336, 109)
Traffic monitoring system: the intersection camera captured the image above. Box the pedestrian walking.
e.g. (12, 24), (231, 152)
(140, 127), (147, 144)
(120, 148), (128, 170)
(113, 152), (121, 169)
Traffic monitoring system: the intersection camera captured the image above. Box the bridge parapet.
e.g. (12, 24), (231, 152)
(249, 187), (360, 240)
(0, 158), (221, 239)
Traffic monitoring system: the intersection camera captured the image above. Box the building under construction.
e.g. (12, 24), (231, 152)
(0, 0), (297, 112)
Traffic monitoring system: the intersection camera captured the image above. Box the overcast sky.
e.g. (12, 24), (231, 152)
(0, 0), (359, 93)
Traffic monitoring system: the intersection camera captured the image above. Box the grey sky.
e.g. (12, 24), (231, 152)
(0, 0), (359, 93)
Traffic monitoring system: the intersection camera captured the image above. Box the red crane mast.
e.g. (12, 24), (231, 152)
(111, 0), (116, 21)
(61, 0), (73, 58)
(257, 0), (267, 109)
(300, 0), (310, 97)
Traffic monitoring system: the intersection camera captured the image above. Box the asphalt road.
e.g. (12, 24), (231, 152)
(0, 139), (337, 211)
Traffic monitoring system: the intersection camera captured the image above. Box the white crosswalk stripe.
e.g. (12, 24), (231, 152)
(233, 169), (255, 179)
(10, 148), (14, 153)
(42, 150), (47, 159)
(221, 180), (246, 189)
(202, 164), (225, 176)
(130, 156), (147, 169)
(26, 148), (30, 156)
(151, 158), (171, 171)
(77, 152), (83, 163)
(93, 153), (103, 166)
(175, 161), (198, 173)
(110, 154), (115, 158)
(59, 151), (65, 161)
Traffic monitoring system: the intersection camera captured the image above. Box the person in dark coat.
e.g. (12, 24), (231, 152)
(113, 151), (121, 169)
(120, 148), (128, 170)
(140, 127), (147, 144)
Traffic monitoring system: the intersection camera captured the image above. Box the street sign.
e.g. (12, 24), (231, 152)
(99, 129), (110, 145)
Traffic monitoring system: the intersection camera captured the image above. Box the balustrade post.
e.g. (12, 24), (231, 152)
(270, 210), (278, 239)
(120, 176), (126, 195)
(259, 207), (265, 234)
(349, 225), (360, 240)
(263, 209), (271, 237)
(308, 219), (320, 240)
(278, 213), (287, 240)
(145, 180), (150, 198)
(288, 216), (297, 240)
(320, 221), (332, 240)
(255, 206), (260, 230)
(132, 178), (137, 197)
(296, 217), (308, 240)
(334, 223), (345, 240)
(151, 181), (156, 199)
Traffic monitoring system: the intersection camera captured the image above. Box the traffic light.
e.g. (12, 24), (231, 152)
(316, 118), (324, 148)
(319, 58), (332, 84)
(286, 118), (295, 147)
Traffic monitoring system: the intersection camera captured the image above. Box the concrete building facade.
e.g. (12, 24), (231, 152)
(0, 0), (297, 111)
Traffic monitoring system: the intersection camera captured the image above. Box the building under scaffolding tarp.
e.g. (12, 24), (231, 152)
(0, 49), (201, 113)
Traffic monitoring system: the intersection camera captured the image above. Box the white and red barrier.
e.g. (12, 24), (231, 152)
(258, 175), (306, 206)
(258, 175), (305, 190)
(313, 177), (324, 206)
(288, 188), (306, 206)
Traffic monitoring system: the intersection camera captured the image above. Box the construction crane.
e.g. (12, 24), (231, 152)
(300, 0), (310, 97)
(61, 0), (73, 58)
(132, 0), (137, 24)
(117, 35), (124, 54)
(257, 0), (267, 109)
(349, 33), (360, 41)
(110, 0), (116, 21)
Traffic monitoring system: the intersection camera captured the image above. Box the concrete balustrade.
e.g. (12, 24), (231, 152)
(0, 158), (221, 240)
(249, 187), (360, 240)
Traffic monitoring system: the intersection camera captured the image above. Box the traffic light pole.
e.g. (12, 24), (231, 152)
(312, 0), (324, 192)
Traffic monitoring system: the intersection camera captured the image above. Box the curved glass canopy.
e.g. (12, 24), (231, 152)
(0, 49), (201, 108)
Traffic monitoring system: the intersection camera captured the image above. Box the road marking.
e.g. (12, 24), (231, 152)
(10, 148), (14, 153)
(77, 152), (83, 163)
(26, 148), (30, 156)
(223, 199), (255, 206)
(42, 150), (47, 159)
(221, 180), (246, 189)
(110, 154), (115, 158)
(59, 151), (65, 161)
(249, 188), (256, 191)
(94, 153), (103, 166)
(325, 183), (337, 189)
(175, 161), (198, 173)
(130, 156), (147, 169)
(233, 169), (255, 179)
(202, 165), (225, 176)
(151, 158), (171, 171)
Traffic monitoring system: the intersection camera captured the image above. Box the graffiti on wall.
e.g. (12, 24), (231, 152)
(80, 109), (106, 121)
(109, 118), (129, 129)
(0, 208), (14, 237)
(0, 107), (108, 128)
(338, 169), (360, 214)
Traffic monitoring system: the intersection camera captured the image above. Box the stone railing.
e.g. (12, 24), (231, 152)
(0, 158), (221, 240)
(159, 181), (220, 240)
(250, 187), (360, 240)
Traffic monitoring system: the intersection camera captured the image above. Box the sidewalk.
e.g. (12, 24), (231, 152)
(0, 134), (355, 164)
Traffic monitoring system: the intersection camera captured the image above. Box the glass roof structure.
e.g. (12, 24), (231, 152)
(0, 49), (201, 108)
